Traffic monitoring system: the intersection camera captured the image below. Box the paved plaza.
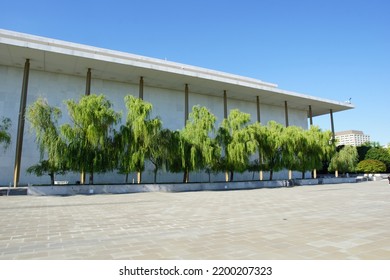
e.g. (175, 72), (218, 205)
(0, 181), (389, 260)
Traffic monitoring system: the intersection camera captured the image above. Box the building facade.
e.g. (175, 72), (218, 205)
(0, 29), (354, 186)
(335, 130), (370, 146)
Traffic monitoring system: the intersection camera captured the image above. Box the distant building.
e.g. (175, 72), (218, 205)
(335, 130), (370, 146)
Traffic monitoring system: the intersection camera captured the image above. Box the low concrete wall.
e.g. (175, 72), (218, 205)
(321, 177), (357, 184)
(28, 180), (289, 196)
(293, 179), (319, 186)
(27, 177), (358, 196)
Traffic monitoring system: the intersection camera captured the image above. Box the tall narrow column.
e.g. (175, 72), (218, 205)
(223, 90), (227, 119)
(257, 96), (263, 181)
(308, 105), (316, 178)
(330, 109), (335, 140)
(85, 68), (91, 96)
(13, 59), (30, 188)
(284, 101), (289, 127)
(223, 90), (228, 182)
(81, 68), (92, 184)
(330, 109), (337, 177)
(185, 84), (189, 124)
(284, 101), (292, 180)
(309, 105), (313, 126)
(139, 76), (144, 100)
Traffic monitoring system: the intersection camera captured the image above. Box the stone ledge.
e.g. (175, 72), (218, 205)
(27, 178), (357, 196)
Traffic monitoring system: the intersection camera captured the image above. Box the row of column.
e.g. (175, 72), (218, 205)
(12, 62), (336, 187)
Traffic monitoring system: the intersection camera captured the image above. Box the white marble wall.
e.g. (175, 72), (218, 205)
(0, 65), (311, 185)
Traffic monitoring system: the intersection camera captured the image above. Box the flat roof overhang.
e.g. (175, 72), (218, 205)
(0, 29), (354, 117)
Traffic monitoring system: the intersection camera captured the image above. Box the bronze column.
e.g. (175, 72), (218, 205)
(139, 76), (144, 100)
(85, 68), (91, 96)
(284, 101), (292, 180)
(257, 96), (263, 180)
(185, 84), (189, 125)
(223, 90), (228, 182)
(309, 105), (316, 178)
(13, 59), (30, 187)
(223, 90), (227, 119)
(81, 68), (91, 184)
(330, 109), (335, 140)
(330, 109), (337, 177)
(256, 96), (261, 123)
(284, 101), (289, 127)
(309, 105), (313, 126)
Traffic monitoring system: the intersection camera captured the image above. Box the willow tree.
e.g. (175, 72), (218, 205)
(0, 116), (11, 151)
(115, 125), (134, 183)
(248, 122), (267, 180)
(307, 126), (335, 177)
(216, 109), (255, 181)
(328, 145), (358, 176)
(124, 95), (161, 184)
(165, 129), (184, 175)
(61, 94), (120, 184)
(26, 98), (66, 185)
(148, 128), (174, 183)
(180, 106), (219, 183)
(0, 116), (11, 182)
(261, 121), (285, 180)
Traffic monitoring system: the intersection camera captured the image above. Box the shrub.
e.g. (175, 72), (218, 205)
(356, 159), (386, 173)
(365, 147), (390, 172)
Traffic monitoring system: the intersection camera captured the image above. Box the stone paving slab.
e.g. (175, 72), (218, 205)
(0, 181), (389, 260)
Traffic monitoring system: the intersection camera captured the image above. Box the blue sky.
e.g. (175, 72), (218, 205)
(2, 0), (389, 144)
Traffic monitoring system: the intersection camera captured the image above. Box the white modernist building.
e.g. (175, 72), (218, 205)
(0, 29), (354, 186)
(335, 130), (370, 146)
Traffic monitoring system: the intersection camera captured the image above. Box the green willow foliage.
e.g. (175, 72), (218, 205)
(27, 94), (338, 184)
(328, 145), (358, 174)
(181, 105), (219, 182)
(26, 98), (65, 184)
(61, 94), (121, 184)
(259, 121), (286, 180)
(121, 95), (161, 183)
(284, 125), (334, 179)
(216, 109), (255, 181)
(0, 116), (11, 151)
(148, 128), (176, 183)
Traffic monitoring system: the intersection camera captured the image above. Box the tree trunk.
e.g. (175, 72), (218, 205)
(302, 171), (305, 179)
(230, 170), (234, 182)
(80, 171), (85, 184)
(89, 172), (94, 185)
(225, 171), (229, 182)
(183, 170), (189, 183)
(50, 172), (54, 185)
(270, 170), (274, 181)
(153, 167), (158, 183)
(125, 173), (129, 183)
(137, 171), (142, 184)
